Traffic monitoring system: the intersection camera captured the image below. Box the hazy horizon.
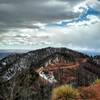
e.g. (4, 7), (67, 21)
(0, 47), (100, 57)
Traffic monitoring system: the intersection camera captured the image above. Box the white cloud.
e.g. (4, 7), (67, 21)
(33, 23), (46, 29)
(0, 14), (100, 51)
(86, 0), (97, 4)
(73, 1), (87, 13)
(45, 20), (100, 50)
(73, 0), (98, 13)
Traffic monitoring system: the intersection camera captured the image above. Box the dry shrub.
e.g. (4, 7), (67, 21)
(51, 85), (79, 100)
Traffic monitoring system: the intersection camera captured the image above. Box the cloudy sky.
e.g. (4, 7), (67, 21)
(0, 0), (100, 53)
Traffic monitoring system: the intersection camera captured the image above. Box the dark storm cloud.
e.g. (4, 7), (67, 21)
(58, 0), (84, 4)
(0, 0), (83, 31)
(0, 0), (84, 4)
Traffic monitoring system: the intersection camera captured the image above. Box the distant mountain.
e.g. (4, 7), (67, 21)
(79, 50), (100, 57)
(0, 49), (28, 59)
(0, 52), (11, 60)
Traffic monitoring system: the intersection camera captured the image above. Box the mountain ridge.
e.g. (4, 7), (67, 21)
(0, 47), (88, 82)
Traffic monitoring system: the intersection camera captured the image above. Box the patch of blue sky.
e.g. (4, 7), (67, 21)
(77, 7), (100, 21)
(47, 6), (100, 28)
